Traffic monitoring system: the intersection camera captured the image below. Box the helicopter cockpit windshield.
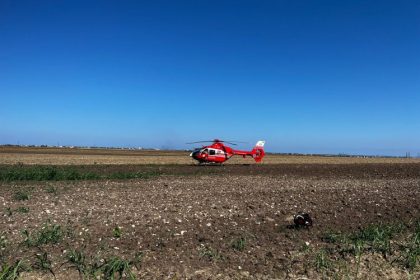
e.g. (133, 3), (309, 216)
(190, 148), (202, 157)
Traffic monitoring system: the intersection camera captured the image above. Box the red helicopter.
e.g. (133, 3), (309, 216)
(188, 139), (265, 164)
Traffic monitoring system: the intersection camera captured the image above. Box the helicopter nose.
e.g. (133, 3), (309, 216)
(190, 151), (200, 159)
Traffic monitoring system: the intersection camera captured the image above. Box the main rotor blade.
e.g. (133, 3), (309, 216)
(223, 142), (237, 146)
(186, 139), (246, 145)
(186, 141), (215, 144)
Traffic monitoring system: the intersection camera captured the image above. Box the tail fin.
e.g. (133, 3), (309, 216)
(251, 140), (265, 162)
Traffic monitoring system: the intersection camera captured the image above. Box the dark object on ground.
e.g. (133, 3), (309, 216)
(294, 212), (313, 227)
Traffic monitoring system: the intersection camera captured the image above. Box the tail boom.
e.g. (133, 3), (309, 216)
(232, 140), (265, 163)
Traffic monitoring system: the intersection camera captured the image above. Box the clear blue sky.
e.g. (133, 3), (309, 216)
(1, 1), (419, 156)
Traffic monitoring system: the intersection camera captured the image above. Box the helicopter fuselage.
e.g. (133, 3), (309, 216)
(189, 141), (265, 164)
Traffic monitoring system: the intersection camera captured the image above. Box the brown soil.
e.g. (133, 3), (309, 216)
(64, 162), (420, 179)
(0, 164), (419, 279)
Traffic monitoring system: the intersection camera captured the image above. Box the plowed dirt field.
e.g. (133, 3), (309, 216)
(0, 148), (419, 279)
(0, 164), (419, 279)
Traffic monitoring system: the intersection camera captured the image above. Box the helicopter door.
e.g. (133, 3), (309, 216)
(207, 149), (216, 160)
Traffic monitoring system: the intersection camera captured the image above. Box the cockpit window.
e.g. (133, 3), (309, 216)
(209, 149), (215, 155)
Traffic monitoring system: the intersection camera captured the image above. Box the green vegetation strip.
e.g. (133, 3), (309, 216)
(0, 165), (161, 182)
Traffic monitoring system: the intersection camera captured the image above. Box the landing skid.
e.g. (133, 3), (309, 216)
(197, 162), (223, 166)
